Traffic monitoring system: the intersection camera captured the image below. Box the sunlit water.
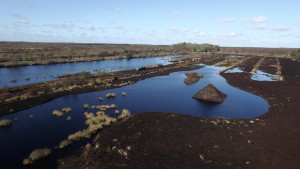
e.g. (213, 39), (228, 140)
(225, 67), (280, 81)
(0, 65), (268, 168)
(0, 56), (175, 88)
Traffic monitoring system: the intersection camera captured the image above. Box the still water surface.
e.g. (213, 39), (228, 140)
(0, 65), (268, 168)
(0, 56), (174, 88)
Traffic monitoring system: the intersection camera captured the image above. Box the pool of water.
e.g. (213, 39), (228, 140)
(251, 70), (280, 81)
(0, 65), (268, 168)
(225, 67), (281, 81)
(0, 56), (176, 88)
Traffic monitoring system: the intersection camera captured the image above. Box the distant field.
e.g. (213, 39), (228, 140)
(0, 42), (297, 67)
(0, 42), (180, 67)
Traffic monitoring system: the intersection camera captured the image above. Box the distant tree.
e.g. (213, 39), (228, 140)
(171, 43), (220, 53)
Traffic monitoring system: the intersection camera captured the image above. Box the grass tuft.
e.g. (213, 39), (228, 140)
(58, 139), (72, 149)
(52, 110), (63, 117)
(62, 107), (72, 113)
(118, 109), (131, 120)
(106, 93), (116, 99)
(83, 104), (89, 109)
(22, 148), (52, 165)
(67, 116), (72, 121)
(0, 119), (13, 127)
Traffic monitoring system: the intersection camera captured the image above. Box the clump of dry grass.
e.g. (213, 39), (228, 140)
(114, 110), (119, 114)
(122, 92), (126, 96)
(110, 104), (116, 109)
(62, 107), (72, 113)
(68, 110), (117, 142)
(98, 96), (103, 101)
(67, 116), (72, 121)
(118, 109), (131, 120)
(83, 104), (89, 109)
(106, 93), (116, 99)
(0, 119), (13, 127)
(52, 110), (63, 117)
(57, 139), (72, 149)
(22, 148), (52, 165)
(67, 129), (93, 141)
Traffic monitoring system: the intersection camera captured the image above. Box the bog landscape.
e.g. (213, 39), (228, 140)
(0, 1), (299, 169)
(0, 42), (299, 169)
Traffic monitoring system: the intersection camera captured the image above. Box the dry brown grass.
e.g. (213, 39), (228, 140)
(0, 119), (13, 127)
(52, 110), (63, 117)
(22, 148), (52, 165)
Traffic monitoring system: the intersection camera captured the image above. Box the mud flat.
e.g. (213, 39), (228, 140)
(58, 57), (300, 169)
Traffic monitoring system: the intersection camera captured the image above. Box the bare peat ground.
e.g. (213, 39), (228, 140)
(57, 57), (300, 169)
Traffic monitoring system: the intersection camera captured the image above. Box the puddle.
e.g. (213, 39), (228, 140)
(225, 67), (244, 73)
(251, 70), (281, 81)
(225, 67), (282, 81)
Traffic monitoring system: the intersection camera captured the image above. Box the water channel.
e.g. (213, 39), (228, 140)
(0, 56), (175, 88)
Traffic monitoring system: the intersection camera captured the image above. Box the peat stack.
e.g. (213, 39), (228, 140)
(193, 84), (227, 103)
(184, 72), (204, 85)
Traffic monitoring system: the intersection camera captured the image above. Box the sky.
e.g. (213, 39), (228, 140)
(0, 0), (299, 47)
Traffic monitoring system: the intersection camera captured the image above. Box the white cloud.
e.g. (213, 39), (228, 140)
(43, 24), (60, 29)
(13, 14), (27, 19)
(216, 18), (234, 23)
(245, 16), (268, 23)
(108, 7), (121, 12)
(171, 11), (180, 17)
(253, 24), (267, 30)
(218, 33), (241, 38)
(63, 22), (74, 29)
(13, 14), (29, 24)
(168, 26), (178, 32)
(194, 29), (205, 36)
(114, 26), (126, 31)
(82, 24), (95, 31)
(20, 19), (29, 24)
(272, 26), (291, 31)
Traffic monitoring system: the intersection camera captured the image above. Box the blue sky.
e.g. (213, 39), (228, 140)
(0, 0), (299, 47)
